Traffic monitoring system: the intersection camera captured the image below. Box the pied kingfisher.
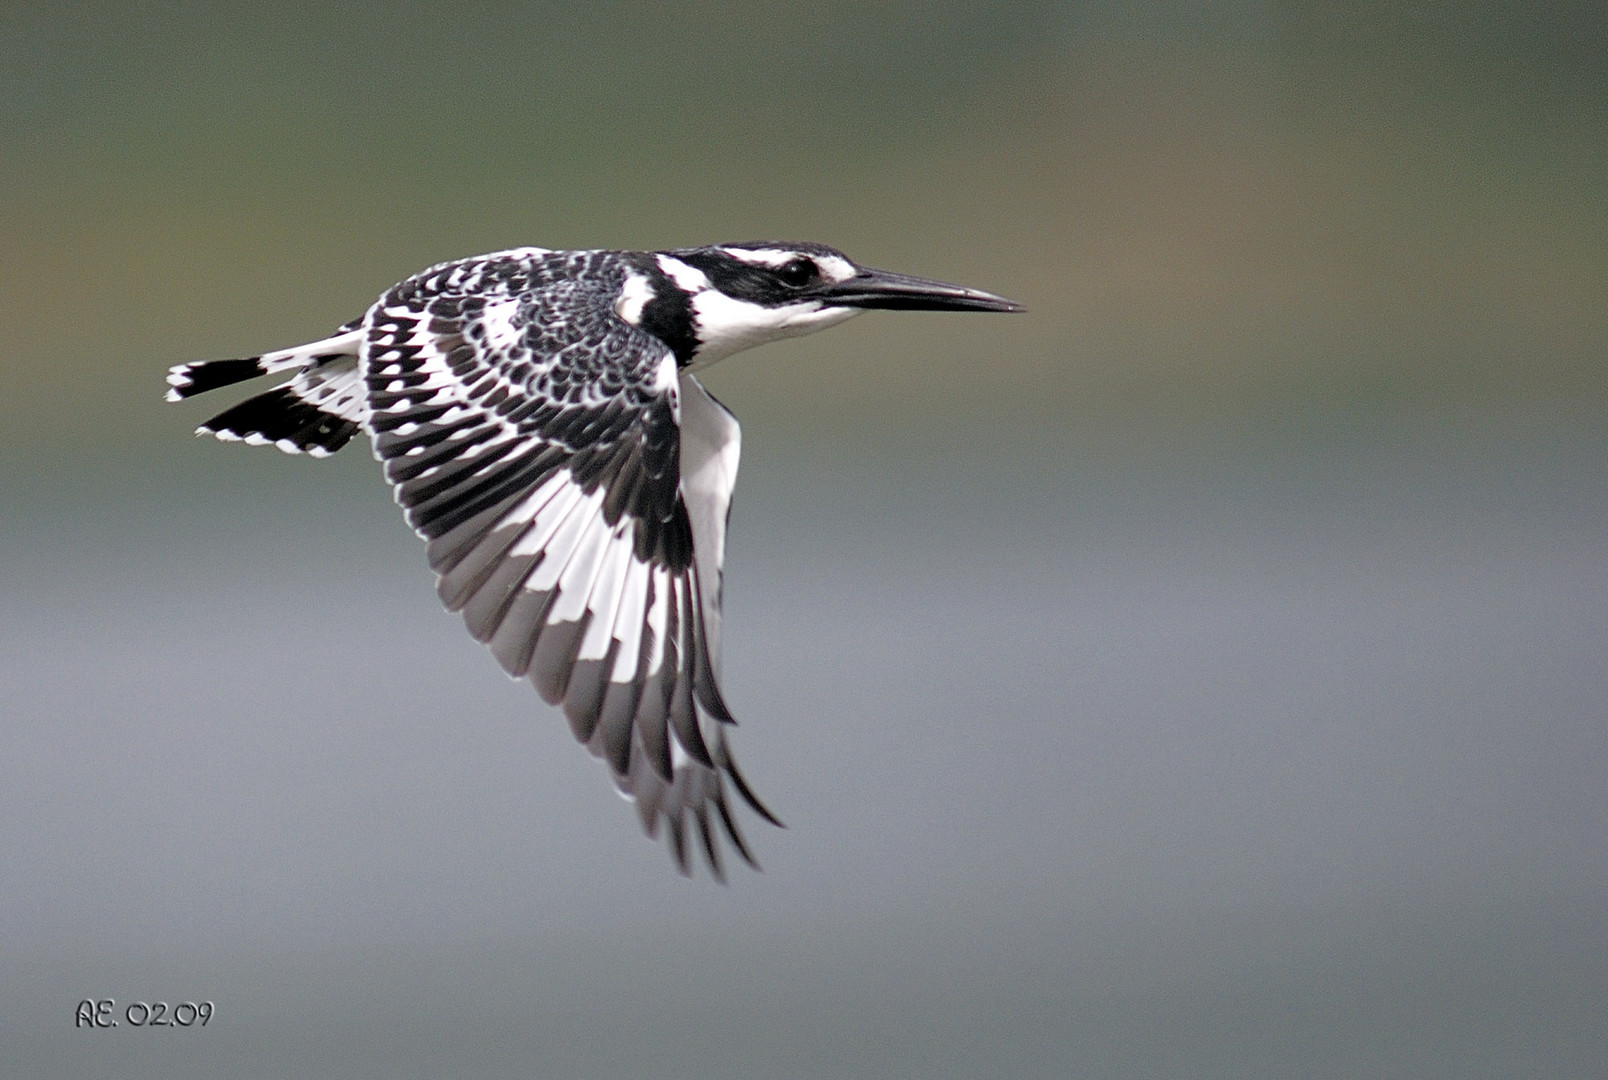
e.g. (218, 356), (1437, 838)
(167, 242), (1023, 877)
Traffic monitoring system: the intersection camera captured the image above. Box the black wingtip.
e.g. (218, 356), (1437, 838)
(693, 805), (726, 883)
(714, 788), (760, 870)
(722, 746), (784, 829)
(666, 810), (691, 876)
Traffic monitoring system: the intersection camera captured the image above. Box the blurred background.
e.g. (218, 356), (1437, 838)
(2, 2), (1604, 1076)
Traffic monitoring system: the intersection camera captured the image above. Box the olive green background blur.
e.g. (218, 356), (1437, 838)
(6, 1), (1604, 448)
(3, 3), (1605, 1077)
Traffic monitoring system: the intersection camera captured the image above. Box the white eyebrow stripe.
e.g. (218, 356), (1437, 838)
(719, 247), (793, 267)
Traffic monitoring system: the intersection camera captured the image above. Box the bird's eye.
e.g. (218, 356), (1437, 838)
(776, 258), (818, 288)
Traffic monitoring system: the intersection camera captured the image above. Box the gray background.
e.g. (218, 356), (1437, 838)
(3, 3), (1605, 1076)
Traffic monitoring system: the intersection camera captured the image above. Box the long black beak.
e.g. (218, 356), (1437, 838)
(818, 267), (1026, 313)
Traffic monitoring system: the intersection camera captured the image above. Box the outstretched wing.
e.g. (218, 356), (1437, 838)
(363, 257), (777, 875)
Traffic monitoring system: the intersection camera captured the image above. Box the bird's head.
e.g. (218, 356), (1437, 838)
(637, 241), (1024, 367)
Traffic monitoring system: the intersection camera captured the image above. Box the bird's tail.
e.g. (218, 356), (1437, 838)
(165, 328), (367, 457)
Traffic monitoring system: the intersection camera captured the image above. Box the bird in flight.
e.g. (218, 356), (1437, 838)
(167, 242), (1023, 877)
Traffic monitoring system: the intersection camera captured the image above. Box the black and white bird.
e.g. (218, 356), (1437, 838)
(166, 242), (1022, 877)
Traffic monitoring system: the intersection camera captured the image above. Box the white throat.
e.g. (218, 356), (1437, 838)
(687, 293), (861, 370)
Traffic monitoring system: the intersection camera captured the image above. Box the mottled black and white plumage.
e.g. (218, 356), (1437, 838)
(167, 242), (1022, 877)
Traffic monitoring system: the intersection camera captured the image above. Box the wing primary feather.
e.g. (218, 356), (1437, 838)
(486, 586), (557, 677)
(566, 645), (615, 745)
(542, 493), (613, 614)
(529, 613), (588, 706)
(373, 417), (483, 462)
(588, 663), (638, 775)
(634, 672), (674, 782)
(370, 402), (453, 433)
(721, 741), (783, 828)
(591, 557), (653, 771)
(668, 576), (714, 768)
(574, 529), (635, 666)
(631, 752), (666, 837)
(526, 495), (612, 703)
(571, 532), (639, 748)
(437, 518), (537, 612)
(693, 801), (725, 882)
(604, 554), (650, 682)
(459, 552), (541, 642)
(633, 570), (675, 781)
(427, 496), (529, 574)
(666, 803), (691, 876)
(438, 472), (579, 607)
(713, 781), (759, 868)
(689, 564), (736, 723)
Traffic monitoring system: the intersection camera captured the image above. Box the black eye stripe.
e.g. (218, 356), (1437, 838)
(674, 249), (825, 304)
